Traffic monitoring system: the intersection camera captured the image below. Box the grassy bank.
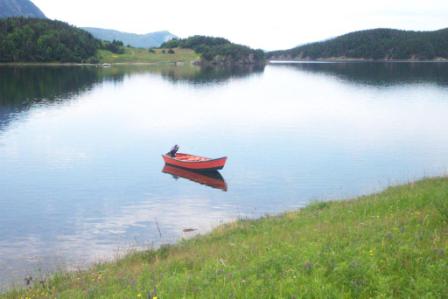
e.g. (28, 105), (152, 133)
(3, 178), (448, 298)
(98, 48), (199, 64)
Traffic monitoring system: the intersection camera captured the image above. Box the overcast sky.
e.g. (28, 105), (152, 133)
(33, 0), (448, 50)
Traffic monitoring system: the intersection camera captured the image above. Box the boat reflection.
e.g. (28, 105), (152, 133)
(162, 165), (228, 191)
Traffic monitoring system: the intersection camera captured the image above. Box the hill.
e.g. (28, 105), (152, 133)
(0, 17), (198, 64)
(268, 28), (448, 61)
(0, 0), (45, 18)
(83, 27), (176, 48)
(162, 35), (265, 66)
(0, 17), (99, 62)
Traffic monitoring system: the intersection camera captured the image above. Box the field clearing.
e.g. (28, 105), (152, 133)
(98, 48), (200, 64)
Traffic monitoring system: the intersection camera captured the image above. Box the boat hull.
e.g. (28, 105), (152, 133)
(162, 153), (227, 171)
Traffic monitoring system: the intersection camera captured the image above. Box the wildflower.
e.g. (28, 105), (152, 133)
(369, 249), (375, 256)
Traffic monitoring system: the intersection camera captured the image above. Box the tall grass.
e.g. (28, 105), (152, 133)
(3, 178), (448, 298)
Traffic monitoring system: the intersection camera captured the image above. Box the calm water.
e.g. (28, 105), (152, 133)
(1, 62), (448, 288)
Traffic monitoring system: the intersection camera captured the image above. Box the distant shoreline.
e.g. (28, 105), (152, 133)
(269, 58), (448, 63)
(0, 61), (194, 67)
(2, 59), (447, 67)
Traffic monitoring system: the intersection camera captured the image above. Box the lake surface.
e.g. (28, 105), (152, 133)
(1, 62), (448, 289)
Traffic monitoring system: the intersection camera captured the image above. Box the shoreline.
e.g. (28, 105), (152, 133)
(269, 58), (448, 63)
(3, 177), (447, 298)
(0, 61), (197, 67)
(2, 60), (448, 67)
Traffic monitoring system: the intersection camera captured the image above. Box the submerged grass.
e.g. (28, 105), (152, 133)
(98, 48), (199, 64)
(3, 178), (448, 298)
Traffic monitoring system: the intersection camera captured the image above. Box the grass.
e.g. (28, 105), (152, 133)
(97, 48), (200, 64)
(3, 178), (448, 298)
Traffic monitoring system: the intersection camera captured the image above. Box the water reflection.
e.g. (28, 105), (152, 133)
(272, 62), (448, 86)
(0, 194), (237, 290)
(2, 62), (448, 290)
(160, 64), (265, 85)
(0, 64), (265, 131)
(0, 64), (266, 108)
(0, 66), (100, 106)
(162, 165), (228, 191)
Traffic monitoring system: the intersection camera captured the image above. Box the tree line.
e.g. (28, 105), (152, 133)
(268, 28), (448, 60)
(0, 19), (265, 65)
(162, 35), (265, 65)
(0, 17), (130, 63)
(0, 17), (100, 63)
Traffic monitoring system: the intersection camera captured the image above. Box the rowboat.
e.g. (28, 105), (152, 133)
(162, 153), (227, 171)
(162, 165), (227, 191)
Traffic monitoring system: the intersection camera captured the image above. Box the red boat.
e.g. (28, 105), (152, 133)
(162, 153), (227, 171)
(162, 165), (227, 191)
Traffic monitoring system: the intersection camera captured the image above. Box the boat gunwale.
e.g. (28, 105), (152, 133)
(162, 153), (227, 164)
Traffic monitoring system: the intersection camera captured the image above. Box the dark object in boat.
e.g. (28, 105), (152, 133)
(167, 144), (179, 157)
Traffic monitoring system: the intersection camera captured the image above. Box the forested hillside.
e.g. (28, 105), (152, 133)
(268, 28), (448, 61)
(0, 17), (99, 62)
(162, 36), (265, 65)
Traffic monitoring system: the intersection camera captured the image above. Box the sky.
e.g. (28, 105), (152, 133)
(33, 0), (448, 50)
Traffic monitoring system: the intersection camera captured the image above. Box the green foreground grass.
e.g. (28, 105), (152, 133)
(98, 48), (199, 64)
(4, 178), (448, 298)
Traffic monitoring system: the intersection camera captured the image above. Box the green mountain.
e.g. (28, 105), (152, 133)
(268, 28), (448, 61)
(162, 35), (266, 66)
(82, 27), (176, 48)
(0, 17), (99, 62)
(0, 0), (46, 18)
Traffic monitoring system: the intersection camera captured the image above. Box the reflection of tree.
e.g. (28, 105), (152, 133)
(0, 64), (266, 107)
(0, 64), (266, 130)
(0, 66), (110, 107)
(0, 66), (124, 130)
(0, 106), (16, 130)
(274, 62), (448, 86)
(160, 64), (265, 85)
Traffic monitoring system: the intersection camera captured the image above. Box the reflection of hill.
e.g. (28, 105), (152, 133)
(274, 62), (448, 86)
(0, 66), (121, 107)
(0, 64), (266, 107)
(0, 106), (16, 130)
(0, 66), (122, 130)
(160, 64), (265, 85)
(0, 66), (93, 130)
(0, 64), (265, 130)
